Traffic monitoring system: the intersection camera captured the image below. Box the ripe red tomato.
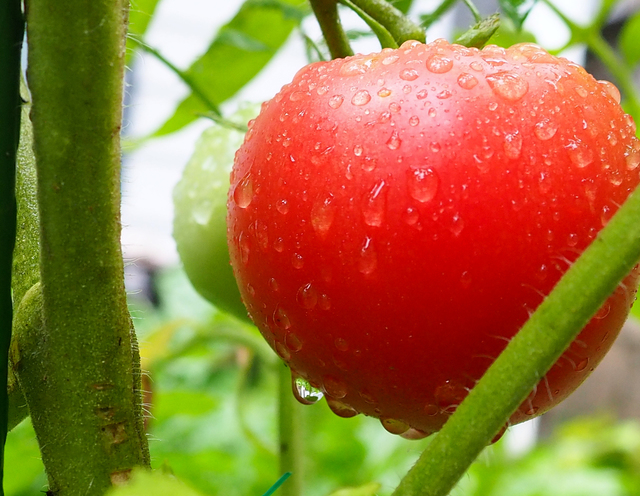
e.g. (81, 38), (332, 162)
(227, 39), (640, 437)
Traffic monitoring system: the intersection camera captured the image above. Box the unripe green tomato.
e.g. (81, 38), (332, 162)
(173, 107), (258, 322)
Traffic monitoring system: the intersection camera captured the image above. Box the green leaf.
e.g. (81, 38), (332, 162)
(619, 11), (640, 68)
(126, 0), (162, 64)
(455, 13), (500, 49)
(498, 0), (537, 30)
(153, 0), (305, 137)
(105, 469), (207, 496)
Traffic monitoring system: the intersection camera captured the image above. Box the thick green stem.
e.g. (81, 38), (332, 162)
(24, 1), (150, 494)
(393, 187), (640, 495)
(278, 363), (303, 496)
(0, 0), (23, 491)
(347, 0), (425, 43)
(309, 0), (354, 59)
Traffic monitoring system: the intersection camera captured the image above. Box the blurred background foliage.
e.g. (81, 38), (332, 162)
(9, 0), (640, 494)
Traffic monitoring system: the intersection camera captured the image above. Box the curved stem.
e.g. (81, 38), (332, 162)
(393, 186), (640, 495)
(339, 0), (398, 49)
(24, 0), (150, 493)
(309, 0), (354, 59)
(347, 0), (425, 44)
(278, 363), (303, 496)
(0, 0), (23, 490)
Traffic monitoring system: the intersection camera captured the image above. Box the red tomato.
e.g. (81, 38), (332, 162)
(227, 40), (640, 437)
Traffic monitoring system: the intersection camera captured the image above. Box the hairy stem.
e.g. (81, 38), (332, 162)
(0, 0), (23, 490)
(23, 0), (150, 493)
(309, 0), (354, 59)
(278, 363), (303, 496)
(393, 186), (640, 495)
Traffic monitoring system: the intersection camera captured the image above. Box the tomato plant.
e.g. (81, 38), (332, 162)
(228, 39), (640, 438)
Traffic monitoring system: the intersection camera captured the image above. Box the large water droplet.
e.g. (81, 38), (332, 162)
(426, 54), (453, 73)
(400, 68), (419, 81)
(381, 418), (410, 435)
(534, 119), (558, 141)
(409, 115), (420, 127)
(352, 90), (371, 106)
(598, 80), (621, 103)
(566, 139), (594, 168)
(457, 72), (478, 89)
(486, 72), (529, 102)
(386, 130), (402, 150)
(625, 143), (640, 170)
(326, 397), (358, 418)
(358, 237), (378, 275)
(276, 198), (290, 214)
(407, 167), (439, 202)
(328, 94), (344, 109)
(377, 87), (392, 97)
(363, 180), (387, 227)
(292, 374), (324, 405)
(296, 283), (318, 310)
(340, 56), (375, 76)
(274, 306), (291, 330)
(382, 54), (399, 65)
(233, 172), (254, 208)
(311, 196), (336, 237)
(503, 132), (523, 159)
(285, 332), (303, 352)
(323, 376), (348, 399)
(292, 253), (304, 269)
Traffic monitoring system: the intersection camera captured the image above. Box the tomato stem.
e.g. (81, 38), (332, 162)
(342, 0), (425, 44)
(0, 0), (23, 489)
(392, 175), (640, 495)
(20, 0), (150, 492)
(309, 0), (354, 59)
(278, 363), (304, 496)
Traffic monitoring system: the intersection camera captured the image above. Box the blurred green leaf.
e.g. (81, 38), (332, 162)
(619, 11), (640, 68)
(4, 419), (46, 495)
(153, 0), (306, 137)
(106, 469), (207, 496)
(126, 0), (162, 64)
(498, 0), (537, 30)
(389, 0), (413, 15)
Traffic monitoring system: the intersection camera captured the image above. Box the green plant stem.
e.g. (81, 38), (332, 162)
(309, 0), (354, 59)
(347, 0), (425, 44)
(393, 186), (640, 496)
(0, 0), (23, 492)
(420, 0), (456, 29)
(339, 0), (398, 49)
(278, 363), (303, 496)
(24, 1), (150, 494)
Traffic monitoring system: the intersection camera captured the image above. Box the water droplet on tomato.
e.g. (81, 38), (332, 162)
(534, 119), (558, 140)
(363, 179), (387, 227)
(389, 102), (401, 113)
(566, 139), (594, 168)
(311, 196), (336, 237)
(426, 54), (453, 73)
(436, 89), (452, 99)
(326, 397), (358, 417)
(285, 332), (303, 352)
(334, 338), (349, 351)
(292, 374), (324, 405)
(275, 341), (291, 360)
(416, 89), (428, 99)
(319, 293), (331, 310)
(574, 85), (588, 98)
(625, 143), (640, 170)
(575, 357), (589, 371)
(239, 232), (251, 265)
(358, 237), (378, 275)
(386, 130), (402, 150)
(340, 57), (373, 76)
(470, 60), (483, 72)
(407, 167), (439, 202)
(460, 270), (472, 289)
(381, 418), (410, 435)
(424, 404), (439, 416)
(269, 278), (280, 292)
(353, 144), (363, 157)
(274, 307), (291, 330)
(296, 283), (318, 309)
(491, 425), (508, 444)
(402, 207), (420, 226)
(400, 68), (419, 81)
(328, 94), (344, 109)
(435, 380), (467, 410)
(457, 72), (478, 89)
(525, 406), (539, 416)
(401, 428), (429, 440)
(275, 198), (289, 215)
(409, 115), (420, 127)
(382, 54), (399, 65)
(609, 169), (623, 186)
(450, 214), (464, 237)
(503, 132), (523, 159)
(359, 389), (377, 404)
(289, 91), (307, 101)
(292, 253), (304, 269)
(273, 237), (284, 252)
(486, 72), (529, 102)
(323, 376), (348, 399)
(352, 90), (372, 106)
(601, 204), (613, 226)
(595, 301), (611, 319)
(233, 172), (254, 208)
(378, 87), (392, 97)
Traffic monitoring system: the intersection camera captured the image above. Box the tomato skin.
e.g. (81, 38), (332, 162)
(228, 40), (640, 436)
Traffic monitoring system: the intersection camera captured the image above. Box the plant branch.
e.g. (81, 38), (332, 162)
(278, 363), (303, 496)
(22, 0), (150, 493)
(309, 0), (354, 59)
(0, 0), (23, 490)
(393, 186), (640, 495)
(346, 0), (425, 44)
